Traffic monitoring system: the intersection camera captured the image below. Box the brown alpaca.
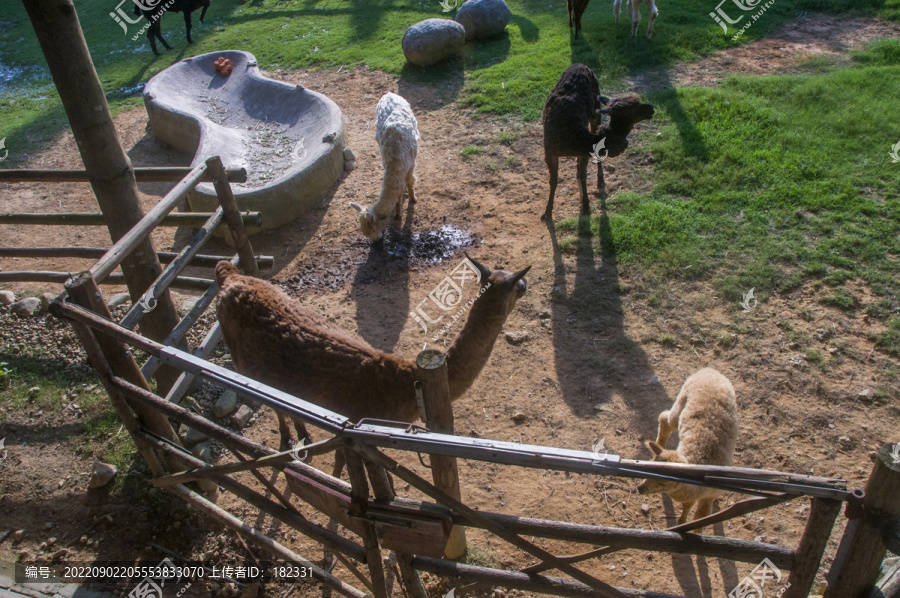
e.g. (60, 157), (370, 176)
(214, 255), (530, 451)
(637, 368), (739, 525)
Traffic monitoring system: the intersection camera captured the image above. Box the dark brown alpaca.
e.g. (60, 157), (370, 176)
(135, 0), (210, 56)
(567, 0), (590, 38)
(215, 255), (530, 451)
(541, 64), (655, 221)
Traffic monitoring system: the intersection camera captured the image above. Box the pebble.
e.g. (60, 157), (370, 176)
(13, 530), (25, 542)
(647, 376), (659, 384)
(51, 548), (69, 561)
(0, 290), (15, 305)
(28, 386), (40, 398)
(231, 405), (254, 428)
(88, 460), (118, 489)
(192, 442), (213, 463)
(214, 390), (239, 418)
(106, 293), (131, 310)
(640, 504), (650, 515)
(511, 412), (526, 423)
(40, 292), (57, 312)
(11, 297), (42, 317)
(184, 427), (209, 446)
(504, 331), (530, 345)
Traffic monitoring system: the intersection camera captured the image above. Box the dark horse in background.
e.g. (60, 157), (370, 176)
(134, 0), (210, 56)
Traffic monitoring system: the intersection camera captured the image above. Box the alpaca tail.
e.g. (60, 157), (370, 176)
(215, 261), (240, 288)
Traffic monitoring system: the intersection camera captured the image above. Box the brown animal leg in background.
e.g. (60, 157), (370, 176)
(293, 418), (312, 447)
(199, 0), (210, 21)
(277, 411), (294, 452)
(576, 155), (591, 216)
(542, 154), (559, 221)
(566, 0), (574, 27)
(596, 158), (606, 194)
(183, 10), (194, 43)
(678, 501), (695, 525)
(394, 195), (403, 221)
(693, 498), (716, 523)
(655, 409), (673, 447)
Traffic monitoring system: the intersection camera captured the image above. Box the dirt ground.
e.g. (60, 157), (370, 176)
(2, 13), (899, 598)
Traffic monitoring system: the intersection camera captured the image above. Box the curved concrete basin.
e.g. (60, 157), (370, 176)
(142, 50), (351, 234)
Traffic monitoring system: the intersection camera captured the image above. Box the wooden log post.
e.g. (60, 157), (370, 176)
(207, 156), (259, 276)
(344, 450), (390, 598)
(783, 497), (843, 598)
(416, 349), (467, 560)
(825, 444), (900, 598)
(23, 0), (182, 395)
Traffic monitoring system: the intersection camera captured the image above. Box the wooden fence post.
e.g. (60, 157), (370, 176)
(206, 157), (259, 276)
(783, 497), (842, 598)
(416, 349), (467, 560)
(23, 0), (183, 396)
(344, 450), (390, 598)
(824, 443), (900, 598)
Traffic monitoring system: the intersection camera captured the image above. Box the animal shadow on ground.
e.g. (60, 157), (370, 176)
(350, 201), (415, 352)
(546, 209), (669, 441)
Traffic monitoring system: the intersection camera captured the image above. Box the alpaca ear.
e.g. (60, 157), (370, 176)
(509, 265), (532, 285)
(349, 202), (363, 213)
(464, 252), (492, 282)
(645, 440), (664, 456)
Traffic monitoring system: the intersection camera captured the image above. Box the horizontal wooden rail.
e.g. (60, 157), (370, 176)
(0, 166), (248, 183)
(1, 271), (213, 291)
(0, 246), (273, 269)
(0, 211), (261, 228)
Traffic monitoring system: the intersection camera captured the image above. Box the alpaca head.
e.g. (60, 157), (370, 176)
(464, 253), (531, 320)
(636, 440), (688, 496)
(349, 202), (389, 241)
(599, 94), (655, 126)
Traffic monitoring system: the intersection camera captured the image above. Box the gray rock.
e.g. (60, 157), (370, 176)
(455, 0), (511, 41)
(231, 405), (254, 428)
(402, 19), (466, 67)
(88, 460), (118, 489)
(184, 427), (209, 446)
(107, 293), (131, 310)
(214, 390), (239, 418)
(192, 442), (213, 463)
(11, 297), (42, 317)
(40, 292), (57, 312)
(0, 290), (15, 306)
(343, 147), (356, 162)
(647, 375), (660, 384)
(505, 331), (530, 345)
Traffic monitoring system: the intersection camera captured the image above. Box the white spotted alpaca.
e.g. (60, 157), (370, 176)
(637, 368), (739, 525)
(350, 92), (419, 241)
(614, 0), (658, 40)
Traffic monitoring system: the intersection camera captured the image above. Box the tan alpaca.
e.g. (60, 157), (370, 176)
(637, 368), (739, 525)
(214, 255), (530, 451)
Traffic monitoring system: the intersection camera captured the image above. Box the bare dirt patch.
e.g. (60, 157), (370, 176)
(2, 39), (899, 598)
(630, 13), (900, 90)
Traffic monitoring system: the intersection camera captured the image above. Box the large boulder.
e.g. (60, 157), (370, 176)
(402, 19), (466, 67)
(454, 0), (511, 41)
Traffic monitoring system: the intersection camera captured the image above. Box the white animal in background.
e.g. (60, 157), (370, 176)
(614, 0), (658, 40)
(349, 92), (419, 241)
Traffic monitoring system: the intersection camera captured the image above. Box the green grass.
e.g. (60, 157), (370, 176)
(1, 0), (897, 163)
(459, 145), (483, 157)
(565, 39), (900, 315)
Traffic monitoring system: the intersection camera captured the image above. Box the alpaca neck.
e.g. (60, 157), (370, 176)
(606, 118), (636, 139)
(444, 293), (508, 400)
(376, 174), (405, 215)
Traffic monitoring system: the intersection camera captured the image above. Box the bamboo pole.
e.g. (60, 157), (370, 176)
(0, 212), (261, 228)
(783, 498), (842, 598)
(22, 0), (182, 396)
(207, 157), (259, 275)
(0, 247), (273, 269)
(0, 167), (247, 183)
(416, 349), (467, 559)
(825, 444), (900, 597)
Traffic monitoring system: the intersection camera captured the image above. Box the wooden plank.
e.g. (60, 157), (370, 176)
(0, 212), (262, 227)
(784, 498), (842, 598)
(344, 450), (390, 598)
(0, 166), (247, 183)
(0, 246), (273, 269)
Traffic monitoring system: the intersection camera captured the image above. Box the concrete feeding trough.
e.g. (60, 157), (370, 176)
(142, 50), (353, 234)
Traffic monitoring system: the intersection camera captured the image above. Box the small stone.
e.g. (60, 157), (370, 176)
(505, 331), (530, 345)
(28, 387), (40, 398)
(838, 435), (852, 446)
(183, 427), (209, 446)
(11, 297), (42, 317)
(192, 442), (213, 463)
(483, 212), (495, 218)
(80, 535), (89, 544)
(0, 290), (15, 305)
(344, 160), (356, 172)
(511, 412), (526, 423)
(857, 388), (874, 401)
(40, 292), (57, 312)
(231, 405), (253, 428)
(13, 530), (25, 543)
(640, 504), (651, 515)
(106, 293), (131, 310)
(605, 164), (616, 173)
(89, 460), (118, 489)
(214, 390), (239, 418)
(47, 537), (57, 545)
(788, 342), (800, 349)
(343, 147), (356, 162)
(51, 548), (69, 561)
(647, 376), (659, 384)
(539, 310), (551, 319)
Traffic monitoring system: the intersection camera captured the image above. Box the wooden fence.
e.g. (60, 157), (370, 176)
(6, 159), (898, 598)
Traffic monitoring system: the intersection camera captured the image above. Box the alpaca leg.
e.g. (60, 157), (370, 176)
(693, 497), (716, 522)
(277, 411), (294, 452)
(405, 168), (417, 204)
(293, 417), (312, 447)
(567, 0), (574, 27)
(332, 447), (347, 480)
(647, 0), (658, 38)
(677, 501), (694, 525)
(655, 409), (673, 447)
(147, 31), (160, 56)
(542, 154), (559, 221)
(394, 196), (402, 221)
(577, 155), (591, 216)
(613, 0), (621, 23)
(597, 158), (606, 195)
(199, 1), (209, 22)
(630, 0), (641, 40)
(183, 11), (194, 43)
